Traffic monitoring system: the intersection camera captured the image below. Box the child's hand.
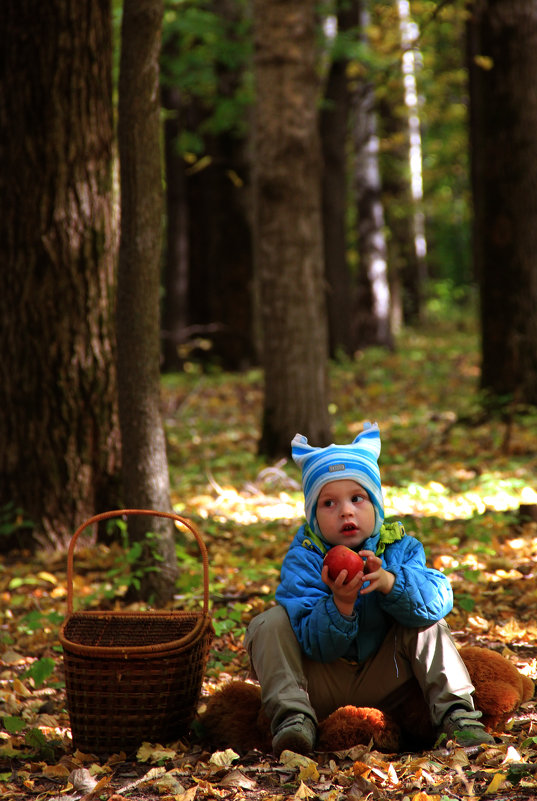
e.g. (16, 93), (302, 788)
(358, 550), (395, 596)
(321, 564), (363, 616)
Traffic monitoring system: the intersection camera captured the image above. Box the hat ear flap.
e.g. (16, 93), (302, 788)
(291, 433), (318, 468)
(352, 421), (381, 460)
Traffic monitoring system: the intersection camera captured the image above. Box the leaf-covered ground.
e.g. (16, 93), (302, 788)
(2, 316), (537, 800)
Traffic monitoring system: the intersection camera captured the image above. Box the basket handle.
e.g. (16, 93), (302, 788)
(65, 509), (210, 617)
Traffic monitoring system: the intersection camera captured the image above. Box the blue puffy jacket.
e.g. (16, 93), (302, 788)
(275, 523), (453, 664)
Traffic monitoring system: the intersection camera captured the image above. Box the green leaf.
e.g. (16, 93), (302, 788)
(24, 657), (55, 688)
(3, 716), (26, 733)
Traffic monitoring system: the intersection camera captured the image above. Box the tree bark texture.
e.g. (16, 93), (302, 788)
(253, 0), (332, 457)
(320, 0), (355, 358)
(117, 0), (178, 602)
(468, 0), (537, 404)
(0, 0), (120, 545)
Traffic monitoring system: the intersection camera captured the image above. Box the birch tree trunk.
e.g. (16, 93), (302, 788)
(352, 0), (393, 349)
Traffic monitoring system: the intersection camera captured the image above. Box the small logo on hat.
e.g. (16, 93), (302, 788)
(328, 463), (345, 472)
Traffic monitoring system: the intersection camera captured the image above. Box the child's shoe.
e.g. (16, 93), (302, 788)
(440, 708), (495, 746)
(272, 713), (316, 757)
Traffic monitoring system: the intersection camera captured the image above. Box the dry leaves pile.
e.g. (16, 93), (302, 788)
(3, 321), (537, 799)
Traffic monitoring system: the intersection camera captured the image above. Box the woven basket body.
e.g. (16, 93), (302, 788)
(59, 510), (213, 755)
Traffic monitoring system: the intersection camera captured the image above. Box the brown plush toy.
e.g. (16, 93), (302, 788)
(459, 646), (534, 731)
(198, 646), (534, 754)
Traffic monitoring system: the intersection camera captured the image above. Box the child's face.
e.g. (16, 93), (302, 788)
(316, 479), (376, 548)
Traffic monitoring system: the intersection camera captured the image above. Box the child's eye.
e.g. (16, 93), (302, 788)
(352, 494), (365, 503)
(322, 499), (335, 508)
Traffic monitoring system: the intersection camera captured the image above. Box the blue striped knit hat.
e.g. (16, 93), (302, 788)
(291, 421), (384, 538)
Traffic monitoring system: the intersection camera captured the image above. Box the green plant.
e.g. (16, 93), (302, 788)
(100, 521), (162, 600)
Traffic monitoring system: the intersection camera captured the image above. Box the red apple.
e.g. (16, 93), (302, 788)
(323, 545), (365, 583)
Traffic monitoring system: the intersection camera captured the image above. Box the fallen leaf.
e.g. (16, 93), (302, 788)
(12, 678), (31, 698)
(502, 745), (522, 763)
(219, 768), (257, 789)
(298, 760), (319, 781)
(279, 750), (318, 770)
(175, 787), (198, 801)
(209, 748), (240, 766)
(294, 780), (315, 799)
(69, 768), (97, 793)
(387, 762), (399, 785)
(485, 771), (506, 794)
(42, 764), (70, 780)
(153, 771), (185, 794)
(136, 742), (176, 763)
(37, 571), (57, 585)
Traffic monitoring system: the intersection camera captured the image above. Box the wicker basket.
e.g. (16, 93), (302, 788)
(59, 509), (213, 756)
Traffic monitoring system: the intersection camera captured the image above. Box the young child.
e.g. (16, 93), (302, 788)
(245, 422), (495, 756)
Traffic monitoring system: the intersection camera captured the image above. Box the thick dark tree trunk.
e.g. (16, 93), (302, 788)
(253, 0), (331, 457)
(468, 0), (537, 405)
(0, 0), (121, 547)
(160, 0), (255, 372)
(187, 133), (255, 371)
(117, 0), (178, 603)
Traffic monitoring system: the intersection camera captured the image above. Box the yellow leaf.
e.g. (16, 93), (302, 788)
(136, 742), (176, 763)
(298, 760), (319, 782)
(485, 772), (506, 794)
(209, 748), (239, 767)
(279, 751), (317, 771)
(12, 679), (31, 698)
(37, 571), (57, 585)
(474, 54), (494, 70)
(175, 787), (198, 801)
(294, 780), (315, 799)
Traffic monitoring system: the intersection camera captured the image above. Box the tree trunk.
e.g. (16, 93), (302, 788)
(468, 0), (537, 405)
(161, 82), (190, 373)
(351, 0), (393, 350)
(253, 0), (331, 457)
(0, 0), (121, 547)
(117, 0), (178, 603)
(187, 133), (255, 370)
(320, 0), (355, 358)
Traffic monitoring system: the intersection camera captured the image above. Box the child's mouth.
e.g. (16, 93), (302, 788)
(341, 523), (357, 536)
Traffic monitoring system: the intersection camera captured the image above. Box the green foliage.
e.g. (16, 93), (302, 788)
(0, 502), (33, 538)
(88, 521), (163, 601)
(161, 0), (253, 149)
(23, 657), (56, 688)
(16, 611), (63, 637)
(3, 716), (26, 734)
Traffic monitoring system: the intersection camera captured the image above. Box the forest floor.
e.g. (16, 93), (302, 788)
(2, 314), (537, 800)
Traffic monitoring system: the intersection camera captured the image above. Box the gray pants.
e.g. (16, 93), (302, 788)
(244, 605), (476, 733)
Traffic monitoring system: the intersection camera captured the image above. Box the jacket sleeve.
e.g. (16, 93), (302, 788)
(275, 543), (360, 662)
(379, 535), (453, 624)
